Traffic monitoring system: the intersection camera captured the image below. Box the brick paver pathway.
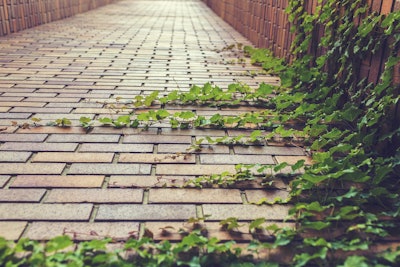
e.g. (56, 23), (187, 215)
(0, 0), (308, 241)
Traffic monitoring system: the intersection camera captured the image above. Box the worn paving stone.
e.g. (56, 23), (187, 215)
(156, 164), (236, 176)
(47, 134), (120, 143)
(79, 143), (153, 153)
(0, 142), (78, 152)
(0, 151), (32, 162)
(245, 190), (290, 204)
(234, 145), (305, 156)
(202, 204), (292, 221)
(158, 144), (229, 154)
(0, 204), (93, 220)
(0, 133), (48, 142)
(32, 152), (114, 163)
(109, 175), (192, 188)
(45, 189), (143, 203)
(275, 155), (313, 165)
(0, 163), (65, 174)
(0, 222), (27, 240)
(96, 204), (196, 221)
(200, 154), (275, 165)
(149, 189), (243, 203)
(123, 135), (192, 144)
(0, 189), (46, 202)
(11, 175), (105, 188)
(119, 153), (195, 164)
(68, 163), (152, 175)
(17, 127), (87, 134)
(25, 222), (140, 240)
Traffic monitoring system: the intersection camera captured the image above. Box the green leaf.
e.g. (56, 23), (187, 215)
(45, 236), (73, 253)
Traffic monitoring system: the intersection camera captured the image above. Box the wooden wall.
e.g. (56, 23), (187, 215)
(0, 0), (118, 37)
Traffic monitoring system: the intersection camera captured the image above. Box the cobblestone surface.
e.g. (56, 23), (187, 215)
(0, 0), (308, 241)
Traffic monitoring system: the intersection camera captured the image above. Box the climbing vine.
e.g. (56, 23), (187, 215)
(2, 0), (400, 266)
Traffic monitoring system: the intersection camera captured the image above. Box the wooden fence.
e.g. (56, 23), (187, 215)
(202, 0), (399, 84)
(0, 0), (118, 37)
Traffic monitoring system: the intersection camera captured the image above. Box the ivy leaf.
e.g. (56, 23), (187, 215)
(45, 236), (73, 253)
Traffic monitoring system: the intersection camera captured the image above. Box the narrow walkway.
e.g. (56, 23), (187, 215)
(0, 0), (307, 242)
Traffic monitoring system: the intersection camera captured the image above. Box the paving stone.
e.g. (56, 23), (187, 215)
(0, 107), (11, 112)
(91, 127), (158, 135)
(123, 135), (192, 144)
(25, 222), (140, 241)
(68, 163), (152, 175)
(17, 127), (87, 134)
(202, 204), (292, 220)
(0, 222), (27, 240)
(0, 163), (65, 174)
(45, 189), (143, 203)
(0, 204), (92, 220)
(0, 189), (46, 202)
(245, 190), (290, 204)
(0, 175), (10, 187)
(0, 151), (32, 162)
(149, 189), (242, 203)
(0, 101), (46, 107)
(11, 175), (105, 188)
(0, 133), (48, 142)
(0, 142), (78, 152)
(275, 156), (313, 165)
(10, 107), (72, 113)
(158, 144), (229, 154)
(79, 143), (153, 153)
(96, 204), (196, 221)
(144, 221), (198, 241)
(234, 145), (305, 156)
(109, 175), (193, 188)
(160, 128), (226, 136)
(119, 153), (195, 164)
(0, 113), (32, 119)
(32, 152), (114, 163)
(156, 164), (236, 175)
(200, 154), (274, 165)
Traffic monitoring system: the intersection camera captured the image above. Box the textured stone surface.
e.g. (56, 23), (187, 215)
(0, 222), (27, 240)
(96, 204), (196, 221)
(202, 204), (292, 220)
(25, 222), (140, 240)
(11, 175), (105, 188)
(45, 189), (143, 203)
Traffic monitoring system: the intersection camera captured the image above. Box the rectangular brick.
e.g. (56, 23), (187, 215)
(96, 204), (196, 221)
(275, 156), (313, 165)
(0, 189), (46, 202)
(0, 133), (48, 142)
(119, 153), (195, 164)
(0, 163), (65, 174)
(0, 101), (46, 107)
(0, 176), (10, 187)
(200, 154), (274, 165)
(158, 144), (229, 154)
(160, 128), (226, 136)
(156, 164), (236, 176)
(17, 127), (87, 134)
(149, 189), (242, 204)
(0, 151), (32, 162)
(68, 164), (152, 175)
(0, 222), (27, 240)
(123, 135), (191, 144)
(245, 190), (290, 204)
(11, 175), (105, 188)
(79, 143), (153, 153)
(0, 107), (11, 112)
(234, 146), (305, 156)
(45, 189), (143, 203)
(47, 134), (120, 143)
(0, 113), (32, 119)
(25, 222), (140, 241)
(90, 127), (158, 135)
(10, 107), (73, 113)
(203, 204), (291, 220)
(109, 175), (193, 188)
(0, 142), (78, 152)
(32, 152), (114, 163)
(0, 204), (92, 220)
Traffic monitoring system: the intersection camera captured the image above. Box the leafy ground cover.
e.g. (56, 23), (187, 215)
(1, 0), (400, 266)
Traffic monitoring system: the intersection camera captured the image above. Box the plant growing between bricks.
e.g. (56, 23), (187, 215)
(2, 0), (400, 265)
